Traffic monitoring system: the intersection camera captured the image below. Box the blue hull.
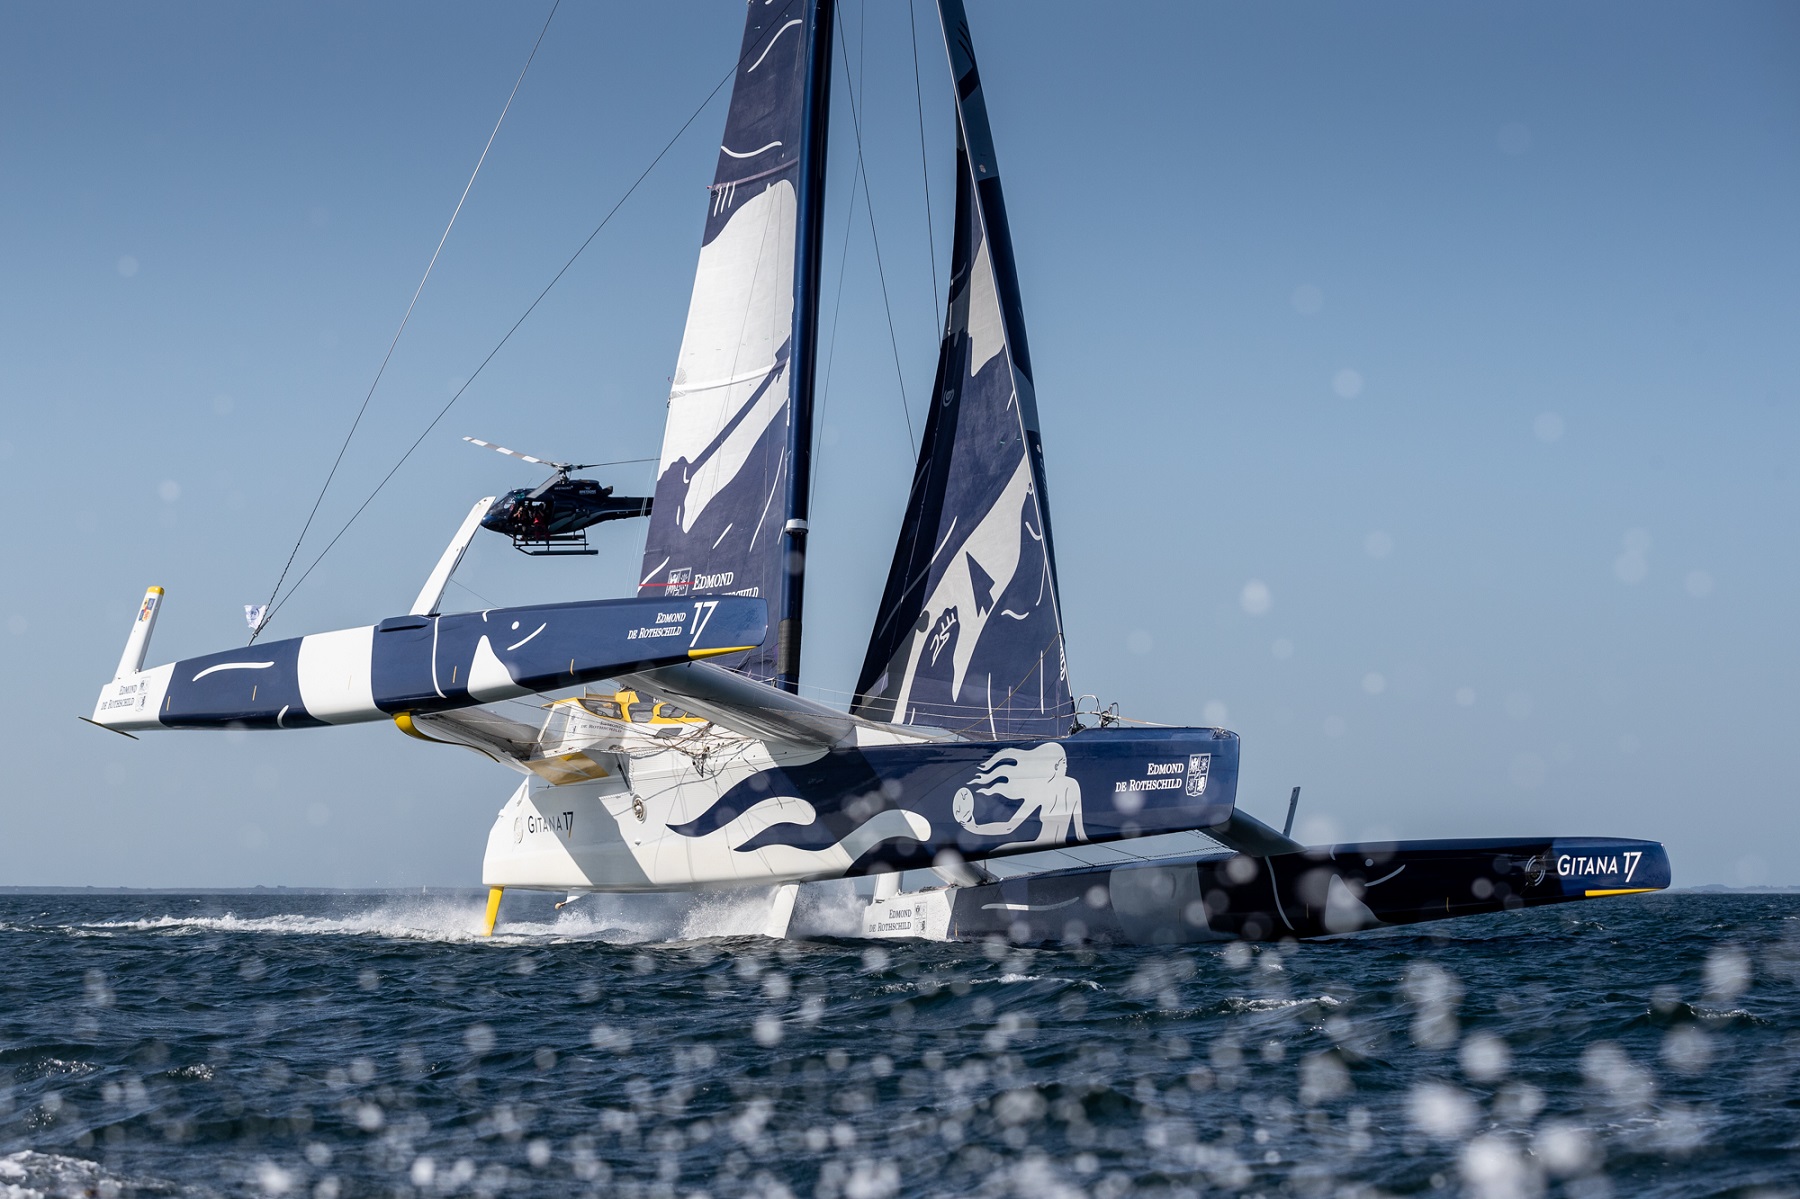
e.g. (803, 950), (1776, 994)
(148, 596), (766, 730)
(930, 837), (1671, 944)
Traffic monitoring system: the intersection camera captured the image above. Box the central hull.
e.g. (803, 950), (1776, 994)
(481, 725), (1241, 891)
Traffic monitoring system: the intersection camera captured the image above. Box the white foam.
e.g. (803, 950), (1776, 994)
(65, 893), (732, 945)
(0, 1151), (173, 1199)
(56, 879), (876, 947)
(75, 899), (505, 944)
(30, 1058), (97, 1079)
(1225, 994), (1343, 1013)
(65, 889), (827, 947)
(681, 890), (787, 940)
(791, 880), (866, 938)
(972, 973), (1101, 990)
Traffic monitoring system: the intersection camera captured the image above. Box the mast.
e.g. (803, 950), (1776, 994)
(777, 0), (835, 694)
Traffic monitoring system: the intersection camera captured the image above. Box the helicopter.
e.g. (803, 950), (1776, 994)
(463, 437), (653, 556)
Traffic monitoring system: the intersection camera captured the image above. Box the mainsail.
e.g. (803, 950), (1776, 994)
(853, 0), (1072, 739)
(638, 0), (832, 688)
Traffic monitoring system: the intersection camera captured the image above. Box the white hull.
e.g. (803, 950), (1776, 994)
(478, 704), (934, 892)
(859, 888), (955, 940)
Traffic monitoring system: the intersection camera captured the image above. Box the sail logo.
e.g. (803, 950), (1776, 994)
(1186, 754), (1211, 798)
(928, 608), (959, 666)
(1556, 851), (1641, 881)
(666, 568), (692, 597)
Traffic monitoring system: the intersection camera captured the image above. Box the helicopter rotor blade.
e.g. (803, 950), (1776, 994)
(463, 436), (571, 473)
(529, 457), (659, 472)
(526, 474), (563, 500)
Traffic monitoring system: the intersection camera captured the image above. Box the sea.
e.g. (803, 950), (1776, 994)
(1, 889), (1794, 1199)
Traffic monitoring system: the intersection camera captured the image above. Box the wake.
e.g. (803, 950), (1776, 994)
(62, 882), (866, 945)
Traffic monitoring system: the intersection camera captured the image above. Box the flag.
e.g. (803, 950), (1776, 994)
(244, 604), (268, 632)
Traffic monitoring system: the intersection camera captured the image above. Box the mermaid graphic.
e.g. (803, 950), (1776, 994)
(951, 742), (1085, 853)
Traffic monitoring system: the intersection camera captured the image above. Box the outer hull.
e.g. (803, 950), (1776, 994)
(91, 596), (765, 732)
(862, 837), (1670, 944)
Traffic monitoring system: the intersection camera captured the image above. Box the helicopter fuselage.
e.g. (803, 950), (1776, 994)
(480, 479), (652, 542)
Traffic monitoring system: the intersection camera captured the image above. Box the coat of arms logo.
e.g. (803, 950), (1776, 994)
(1185, 753), (1211, 798)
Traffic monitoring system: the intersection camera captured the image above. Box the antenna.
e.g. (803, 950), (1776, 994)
(1283, 786), (1302, 839)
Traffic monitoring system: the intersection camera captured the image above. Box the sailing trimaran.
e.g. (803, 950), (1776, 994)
(89, 0), (1668, 943)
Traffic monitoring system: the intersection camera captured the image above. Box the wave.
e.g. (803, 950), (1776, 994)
(24, 1057), (98, 1079)
(1222, 994), (1345, 1013)
(54, 884), (868, 947)
(71, 900), (509, 944)
(0, 1150), (194, 1198)
(882, 972), (1102, 995)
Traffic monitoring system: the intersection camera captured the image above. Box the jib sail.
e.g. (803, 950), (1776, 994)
(853, 0), (1072, 739)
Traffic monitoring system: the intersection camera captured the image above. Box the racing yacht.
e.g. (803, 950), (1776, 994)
(89, 0), (1668, 943)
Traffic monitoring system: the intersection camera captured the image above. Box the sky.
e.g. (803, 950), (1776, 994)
(1, 1), (1795, 889)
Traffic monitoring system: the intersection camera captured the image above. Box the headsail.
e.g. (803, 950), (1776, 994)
(638, 0), (832, 688)
(852, 0), (1072, 739)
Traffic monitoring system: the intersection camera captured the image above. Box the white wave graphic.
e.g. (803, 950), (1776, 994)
(190, 660), (273, 681)
(720, 140), (782, 159)
(745, 18), (802, 72)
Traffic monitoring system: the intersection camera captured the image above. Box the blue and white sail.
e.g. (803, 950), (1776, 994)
(637, 0), (831, 687)
(853, 0), (1071, 739)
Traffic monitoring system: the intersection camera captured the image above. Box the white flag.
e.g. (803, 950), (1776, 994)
(244, 604), (268, 632)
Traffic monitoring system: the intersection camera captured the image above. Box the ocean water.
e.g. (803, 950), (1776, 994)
(0, 890), (1795, 1199)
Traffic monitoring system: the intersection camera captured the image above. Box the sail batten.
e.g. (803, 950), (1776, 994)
(637, 0), (832, 687)
(853, 0), (1072, 740)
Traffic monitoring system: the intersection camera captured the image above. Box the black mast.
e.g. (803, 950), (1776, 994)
(775, 0), (835, 694)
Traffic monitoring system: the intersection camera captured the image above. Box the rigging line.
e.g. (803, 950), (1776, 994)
(833, 9), (915, 457)
(251, 0), (561, 645)
(261, 4), (802, 627)
(811, 164), (863, 512)
(446, 577), (502, 610)
(810, 0), (868, 510)
(562, 455), (659, 469)
(906, 0), (941, 336)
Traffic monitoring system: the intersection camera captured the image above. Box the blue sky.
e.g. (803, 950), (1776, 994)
(1, 1), (1794, 887)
